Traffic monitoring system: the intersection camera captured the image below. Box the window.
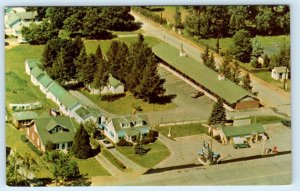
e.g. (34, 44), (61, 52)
(62, 143), (65, 150)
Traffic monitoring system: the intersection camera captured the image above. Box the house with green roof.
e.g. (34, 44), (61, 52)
(26, 116), (78, 152)
(219, 123), (266, 144)
(12, 111), (38, 128)
(152, 42), (260, 110)
(103, 114), (150, 143)
(89, 74), (124, 95)
(30, 66), (44, 86)
(25, 59), (41, 75)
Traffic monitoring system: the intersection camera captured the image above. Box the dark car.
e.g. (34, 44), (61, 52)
(233, 143), (250, 149)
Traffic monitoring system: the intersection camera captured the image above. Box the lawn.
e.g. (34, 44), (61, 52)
(80, 90), (176, 115)
(156, 123), (208, 138)
(251, 115), (285, 125)
(116, 140), (170, 168)
(73, 158), (111, 177)
(84, 36), (161, 54)
(254, 71), (291, 91)
(5, 44), (58, 115)
(151, 6), (190, 24)
(6, 123), (52, 178)
(195, 35), (290, 56)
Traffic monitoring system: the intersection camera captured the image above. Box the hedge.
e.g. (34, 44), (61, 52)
(101, 149), (127, 170)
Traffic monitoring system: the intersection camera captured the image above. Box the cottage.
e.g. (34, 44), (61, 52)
(25, 59), (40, 75)
(89, 74), (124, 95)
(271, 66), (289, 81)
(5, 11), (38, 37)
(73, 106), (104, 124)
(102, 114), (150, 143)
(26, 116), (78, 152)
(219, 123), (266, 145)
(30, 66), (44, 86)
(12, 111), (38, 128)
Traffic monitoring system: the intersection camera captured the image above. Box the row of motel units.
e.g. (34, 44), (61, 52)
(152, 42), (260, 110)
(24, 59), (150, 150)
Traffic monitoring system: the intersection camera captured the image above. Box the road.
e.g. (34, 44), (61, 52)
(131, 11), (291, 117)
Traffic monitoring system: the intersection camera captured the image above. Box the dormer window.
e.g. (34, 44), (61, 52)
(49, 125), (69, 134)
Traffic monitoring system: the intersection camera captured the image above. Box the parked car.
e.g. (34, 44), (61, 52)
(17, 37), (30, 44)
(233, 143), (250, 149)
(99, 139), (114, 149)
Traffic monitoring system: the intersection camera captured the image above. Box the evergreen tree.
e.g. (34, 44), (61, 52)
(229, 29), (252, 63)
(242, 73), (252, 92)
(71, 124), (93, 159)
(201, 45), (210, 64)
(78, 53), (98, 86)
(208, 98), (226, 126)
(173, 7), (182, 28)
(74, 47), (88, 81)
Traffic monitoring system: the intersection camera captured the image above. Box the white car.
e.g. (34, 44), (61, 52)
(17, 37), (30, 44)
(99, 139), (114, 149)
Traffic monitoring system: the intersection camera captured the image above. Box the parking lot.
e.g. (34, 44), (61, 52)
(145, 67), (215, 125)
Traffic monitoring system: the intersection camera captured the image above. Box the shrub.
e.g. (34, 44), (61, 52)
(21, 135), (29, 143)
(45, 141), (55, 151)
(117, 139), (133, 147)
(90, 138), (99, 149)
(27, 142), (43, 156)
(102, 149), (126, 170)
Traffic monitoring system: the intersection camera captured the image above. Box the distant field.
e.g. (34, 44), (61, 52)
(197, 35), (290, 56)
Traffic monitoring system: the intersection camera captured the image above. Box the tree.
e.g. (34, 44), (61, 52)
(229, 29), (252, 63)
(41, 38), (66, 71)
(45, 7), (72, 29)
(201, 45), (210, 64)
(250, 36), (264, 68)
(92, 60), (109, 96)
(6, 152), (38, 186)
(43, 151), (80, 185)
(74, 46), (88, 81)
(173, 7), (182, 28)
(21, 19), (59, 45)
(71, 124), (93, 159)
(208, 98), (226, 126)
(242, 73), (253, 92)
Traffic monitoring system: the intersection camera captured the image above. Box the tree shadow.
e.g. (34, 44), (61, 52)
(151, 94), (177, 104)
(63, 174), (92, 186)
(149, 7), (165, 12)
(5, 42), (9, 46)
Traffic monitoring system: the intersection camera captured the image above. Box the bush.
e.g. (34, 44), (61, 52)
(117, 139), (133, 147)
(21, 135), (29, 143)
(100, 93), (125, 101)
(102, 149), (126, 170)
(27, 142), (43, 156)
(45, 141), (55, 151)
(90, 138), (99, 149)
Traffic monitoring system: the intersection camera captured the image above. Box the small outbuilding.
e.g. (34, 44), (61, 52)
(12, 111), (38, 128)
(89, 74), (124, 95)
(271, 66), (289, 81)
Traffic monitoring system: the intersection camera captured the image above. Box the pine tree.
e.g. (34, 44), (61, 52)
(208, 98), (226, 126)
(74, 47), (87, 81)
(242, 72), (252, 92)
(71, 124), (93, 159)
(78, 53), (98, 86)
(173, 7), (182, 28)
(201, 45), (210, 64)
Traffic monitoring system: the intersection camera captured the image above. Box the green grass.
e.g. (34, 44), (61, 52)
(73, 158), (111, 177)
(156, 123), (208, 138)
(84, 36), (162, 55)
(5, 44), (57, 112)
(251, 115), (285, 125)
(116, 141), (170, 168)
(6, 123), (52, 178)
(80, 91), (176, 115)
(195, 35), (290, 56)
(254, 71), (291, 91)
(151, 6), (190, 24)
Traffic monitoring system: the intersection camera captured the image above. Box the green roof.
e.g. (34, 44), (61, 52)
(25, 59), (41, 70)
(35, 116), (78, 145)
(13, 111), (38, 121)
(222, 123), (265, 137)
(38, 74), (53, 88)
(75, 107), (91, 120)
(5, 8), (13, 14)
(6, 14), (20, 27)
(31, 66), (44, 78)
(111, 114), (150, 136)
(47, 82), (79, 110)
(15, 11), (37, 20)
(108, 74), (123, 88)
(152, 43), (255, 104)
